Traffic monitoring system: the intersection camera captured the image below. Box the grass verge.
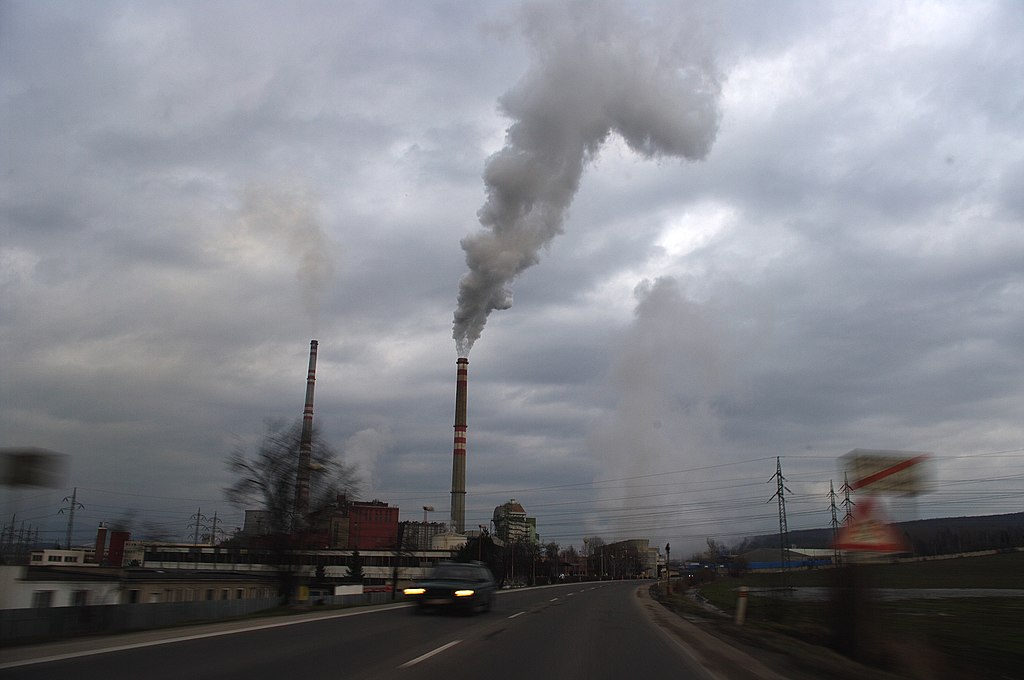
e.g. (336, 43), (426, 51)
(658, 551), (1023, 679)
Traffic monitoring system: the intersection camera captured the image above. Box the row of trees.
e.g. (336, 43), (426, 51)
(451, 534), (652, 586)
(454, 534), (594, 587)
(455, 534), (554, 586)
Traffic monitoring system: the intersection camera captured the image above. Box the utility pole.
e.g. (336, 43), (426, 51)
(768, 457), (791, 578)
(59, 487), (84, 549)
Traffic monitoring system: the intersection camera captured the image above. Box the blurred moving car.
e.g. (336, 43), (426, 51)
(403, 561), (496, 614)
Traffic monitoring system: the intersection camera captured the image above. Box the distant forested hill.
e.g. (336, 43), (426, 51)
(733, 512), (1024, 557)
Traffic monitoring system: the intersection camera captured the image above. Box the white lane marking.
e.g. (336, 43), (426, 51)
(567, 592), (576, 596)
(398, 640), (462, 668)
(507, 611), (525, 619)
(0, 604), (412, 670)
(549, 597), (559, 602)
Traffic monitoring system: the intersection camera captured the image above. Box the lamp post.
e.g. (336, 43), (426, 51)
(665, 543), (671, 594)
(422, 506), (434, 550)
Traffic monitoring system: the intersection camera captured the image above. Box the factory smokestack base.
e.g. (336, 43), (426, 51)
(294, 340), (318, 525)
(450, 357), (468, 533)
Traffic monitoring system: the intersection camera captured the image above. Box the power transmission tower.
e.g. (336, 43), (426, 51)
(1, 515), (14, 561)
(209, 511), (221, 544)
(768, 457), (791, 577)
(841, 472), (855, 526)
(59, 487), (85, 548)
(187, 508), (210, 570)
(829, 480), (841, 567)
(188, 507), (209, 545)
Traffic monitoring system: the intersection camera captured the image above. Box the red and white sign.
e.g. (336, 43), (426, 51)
(834, 498), (908, 553)
(842, 449), (930, 495)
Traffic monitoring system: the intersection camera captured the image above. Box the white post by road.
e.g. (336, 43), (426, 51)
(734, 586), (749, 625)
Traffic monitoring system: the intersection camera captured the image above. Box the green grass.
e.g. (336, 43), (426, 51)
(673, 551), (1024, 678)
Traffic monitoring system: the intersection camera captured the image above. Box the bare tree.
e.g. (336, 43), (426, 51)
(704, 537), (724, 564)
(584, 536), (606, 577)
(544, 541), (560, 580)
(225, 418), (360, 535)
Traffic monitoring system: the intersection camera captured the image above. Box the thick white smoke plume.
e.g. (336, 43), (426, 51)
(453, 1), (722, 355)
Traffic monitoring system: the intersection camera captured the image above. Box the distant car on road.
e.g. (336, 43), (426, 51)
(403, 561), (496, 614)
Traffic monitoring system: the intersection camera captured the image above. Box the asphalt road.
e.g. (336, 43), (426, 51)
(0, 581), (716, 680)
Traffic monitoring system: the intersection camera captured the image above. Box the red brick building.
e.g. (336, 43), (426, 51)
(308, 497), (399, 550)
(347, 500), (399, 550)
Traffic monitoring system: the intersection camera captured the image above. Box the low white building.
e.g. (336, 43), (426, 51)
(0, 565), (121, 609)
(28, 548), (93, 567)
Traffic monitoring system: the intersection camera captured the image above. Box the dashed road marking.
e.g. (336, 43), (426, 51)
(398, 640), (461, 668)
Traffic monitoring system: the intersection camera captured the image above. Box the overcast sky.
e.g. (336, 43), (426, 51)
(3, 0), (1022, 557)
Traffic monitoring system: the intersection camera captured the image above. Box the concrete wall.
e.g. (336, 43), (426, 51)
(0, 597), (279, 646)
(0, 591), (406, 646)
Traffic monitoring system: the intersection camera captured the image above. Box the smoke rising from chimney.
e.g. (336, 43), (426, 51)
(452, 2), (722, 355)
(240, 182), (336, 332)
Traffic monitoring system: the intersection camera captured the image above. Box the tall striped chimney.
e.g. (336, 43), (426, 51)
(294, 340), (318, 525)
(450, 357), (468, 533)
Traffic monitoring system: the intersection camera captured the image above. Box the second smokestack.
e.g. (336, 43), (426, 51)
(294, 339), (318, 525)
(450, 357), (468, 533)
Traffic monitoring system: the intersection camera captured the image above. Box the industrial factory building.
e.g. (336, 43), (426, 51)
(243, 497), (401, 551)
(305, 496), (399, 550)
(399, 520), (448, 550)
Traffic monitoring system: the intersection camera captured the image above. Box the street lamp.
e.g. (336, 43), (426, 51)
(421, 506), (435, 551)
(665, 543), (671, 594)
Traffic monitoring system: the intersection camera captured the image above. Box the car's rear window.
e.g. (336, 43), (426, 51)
(432, 564), (484, 580)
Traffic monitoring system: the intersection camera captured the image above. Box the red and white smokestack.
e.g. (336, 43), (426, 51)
(294, 340), (318, 524)
(450, 357), (468, 533)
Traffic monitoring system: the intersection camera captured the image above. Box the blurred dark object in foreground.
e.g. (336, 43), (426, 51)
(1, 447), (68, 487)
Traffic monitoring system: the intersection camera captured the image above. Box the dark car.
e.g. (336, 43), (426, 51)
(403, 561), (496, 614)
